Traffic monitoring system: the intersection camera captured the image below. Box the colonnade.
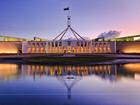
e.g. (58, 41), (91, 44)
(46, 41), (92, 54)
(46, 40), (115, 54)
(91, 42), (114, 53)
(22, 41), (46, 53)
(21, 40), (115, 54)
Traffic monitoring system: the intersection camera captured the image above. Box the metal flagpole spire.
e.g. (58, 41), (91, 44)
(67, 7), (71, 28)
(53, 7), (85, 41)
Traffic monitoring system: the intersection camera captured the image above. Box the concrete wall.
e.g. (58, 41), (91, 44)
(0, 41), (47, 54)
(116, 42), (140, 53)
(0, 42), (21, 53)
(2, 41), (140, 54)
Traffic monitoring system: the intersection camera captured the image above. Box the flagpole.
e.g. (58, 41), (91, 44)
(67, 7), (71, 28)
(68, 7), (70, 17)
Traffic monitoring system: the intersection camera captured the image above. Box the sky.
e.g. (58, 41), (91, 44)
(0, 0), (140, 40)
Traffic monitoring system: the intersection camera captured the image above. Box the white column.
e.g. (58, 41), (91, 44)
(58, 42), (60, 54)
(89, 42), (91, 53)
(52, 41), (54, 53)
(106, 42), (108, 53)
(54, 42), (56, 53)
(102, 42), (104, 53)
(46, 42), (48, 53)
(94, 42), (95, 53)
(97, 43), (100, 53)
(51, 42), (53, 53)
(93, 42), (95, 53)
(114, 41), (117, 53)
(87, 42), (89, 53)
(80, 42), (81, 53)
(22, 41), (28, 53)
(90, 42), (92, 53)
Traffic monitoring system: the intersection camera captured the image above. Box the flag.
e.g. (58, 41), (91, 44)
(64, 7), (69, 11)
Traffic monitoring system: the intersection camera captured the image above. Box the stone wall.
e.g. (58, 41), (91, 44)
(116, 42), (140, 53)
(0, 41), (21, 53)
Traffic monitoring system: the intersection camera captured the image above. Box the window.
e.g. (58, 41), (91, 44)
(68, 41), (71, 46)
(59, 42), (62, 46)
(32, 43), (35, 46)
(77, 42), (79, 46)
(84, 42), (87, 47)
(37, 43), (40, 46)
(104, 43), (106, 47)
(88, 42), (90, 46)
(55, 42), (58, 47)
(52, 42), (54, 47)
(41, 42), (44, 46)
(81, 41), (83, 47)
(48, 42), (50, 46)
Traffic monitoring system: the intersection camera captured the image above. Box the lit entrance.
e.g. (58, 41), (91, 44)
(67, 47), (71, 54)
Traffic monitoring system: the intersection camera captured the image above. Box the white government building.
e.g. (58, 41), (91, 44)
(0, 8), (139, 54)
(0, 36), (116, 54)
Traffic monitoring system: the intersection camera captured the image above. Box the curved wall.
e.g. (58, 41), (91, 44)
(116, 42), (140, 53)
(0, 42), (21, 53)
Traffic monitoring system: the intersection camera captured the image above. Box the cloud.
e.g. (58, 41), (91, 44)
(98, 30), (121, 39)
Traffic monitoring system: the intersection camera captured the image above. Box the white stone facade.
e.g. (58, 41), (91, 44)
(0, 40), (115, 54)
(46, 40), (116, 54)
(22, 41), (46, 53)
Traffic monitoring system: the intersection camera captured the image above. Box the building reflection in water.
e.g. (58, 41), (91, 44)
(0, 63), (140, 103)
(57, 74), (82, 101)
(21, 64), (117, 81)
(0, 63), (140, 81)
(0, 64), (19, 81)
(21, 64), (117, 102)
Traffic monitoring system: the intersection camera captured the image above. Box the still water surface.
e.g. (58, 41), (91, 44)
(0, 63), (140, 105)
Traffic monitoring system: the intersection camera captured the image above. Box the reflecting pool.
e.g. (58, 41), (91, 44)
(0, 63), (140, 105)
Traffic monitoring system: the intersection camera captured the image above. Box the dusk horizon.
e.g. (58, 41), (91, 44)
(0, 0), (140, 39)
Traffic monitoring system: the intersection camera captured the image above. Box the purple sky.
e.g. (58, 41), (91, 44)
(0, 0), (140, 39)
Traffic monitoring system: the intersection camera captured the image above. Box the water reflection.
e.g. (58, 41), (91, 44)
(0, 64), (18, 80)
(0, 63), (140, 105)
(0, 63), (140, 81)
